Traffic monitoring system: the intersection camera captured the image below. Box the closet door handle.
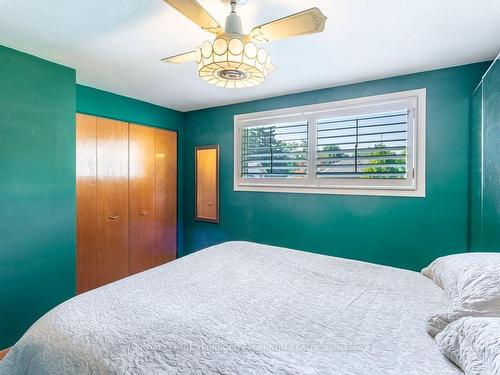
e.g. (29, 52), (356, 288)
(139, 210), (149, 216)
(109, 215), (120, 220)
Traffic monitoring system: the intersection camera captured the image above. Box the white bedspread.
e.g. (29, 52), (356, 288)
(0, 241), (461, 374)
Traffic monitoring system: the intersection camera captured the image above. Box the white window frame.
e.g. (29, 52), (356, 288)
(234, 89), (426, 197)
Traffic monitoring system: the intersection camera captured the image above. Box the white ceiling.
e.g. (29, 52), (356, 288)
(0, 0), (499, 112)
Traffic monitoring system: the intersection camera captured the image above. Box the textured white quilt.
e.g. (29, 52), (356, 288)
(0, 242), (461, 374)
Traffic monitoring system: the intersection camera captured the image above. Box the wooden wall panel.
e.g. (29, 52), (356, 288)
(95, 117), (129, 287)
(129, 124), (157, 274)
(76, 114), (97, 294)
(155, 129), (177, 265)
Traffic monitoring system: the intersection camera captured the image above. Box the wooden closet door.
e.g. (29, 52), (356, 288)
(129, 124), (157, 274)
(76, 114), (97, 294)
(155, 129), (177, 265)
(95, 117), (129, 287)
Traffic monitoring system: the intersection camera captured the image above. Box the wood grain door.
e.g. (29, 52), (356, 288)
(77, 116), (176, 291)
(129, 124), (157, 274)
(95, 117), (129, 287)
(155, 129), (177, 265)
(76, 114), (97, 294)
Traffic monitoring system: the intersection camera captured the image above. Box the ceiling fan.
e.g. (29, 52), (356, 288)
(162, 0), (327, 88)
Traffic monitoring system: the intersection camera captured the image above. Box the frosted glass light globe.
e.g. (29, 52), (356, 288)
(196, 35), (271, 88)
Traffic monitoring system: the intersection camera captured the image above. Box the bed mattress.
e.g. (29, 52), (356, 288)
(0, 241), (461, 374)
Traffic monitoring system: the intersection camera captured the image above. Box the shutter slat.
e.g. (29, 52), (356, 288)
(317, 138), (407, 147)
(317, 163), (406, 169)
(243, 159), (307, 167)
(243, 152), (308, 158)
(317, 129), (406, 140)
(242, 129), (308, 138)
(316, 145), (406, 154)
(317, 121), (407, 133)
(318, 112), (407, 125)
(317, 172), (406, 178)
(242, 138), (308, 146)
(317, 154), (406, 161)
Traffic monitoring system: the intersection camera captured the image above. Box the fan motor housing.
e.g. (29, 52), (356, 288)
(221, 0), (248, 5)
(218, 69), (248, 81)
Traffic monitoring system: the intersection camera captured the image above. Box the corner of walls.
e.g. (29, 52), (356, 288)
(468, 78), (484, 252)
(179, 110), (189, 258)
(468, 54), (500, 252)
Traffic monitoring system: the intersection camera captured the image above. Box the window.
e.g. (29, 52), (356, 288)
(234, 89), (426, 196)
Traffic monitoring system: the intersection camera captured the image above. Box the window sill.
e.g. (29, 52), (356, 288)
(234, 183), (426, 197)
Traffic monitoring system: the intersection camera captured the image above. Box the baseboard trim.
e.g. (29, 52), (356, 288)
(0, 347), (9, 361)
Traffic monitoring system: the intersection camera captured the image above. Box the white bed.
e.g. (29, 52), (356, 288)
(0, 241), (461, 374)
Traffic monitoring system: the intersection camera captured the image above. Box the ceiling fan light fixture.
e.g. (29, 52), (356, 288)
(196, 36), (271, 88)
(163, 1), (327, 89)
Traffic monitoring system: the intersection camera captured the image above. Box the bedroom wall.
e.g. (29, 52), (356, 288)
(482, 57), (500, 251)
(469, 84), (483, 250)
(0, 48), (185, 349)
(76, 85), (185, 252)
(183, 62), (490, 271)
(469, 54), (500, 251)
(0, 45), (76, 349)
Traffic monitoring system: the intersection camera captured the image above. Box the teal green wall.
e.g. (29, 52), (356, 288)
(469, 83), (483, 250)
(0, 45), (76, 348)
(76, 85), (185, 252)
(482, 58), (500, 250)
(470, 56), (500, 251)
(183, 62), (490, 271)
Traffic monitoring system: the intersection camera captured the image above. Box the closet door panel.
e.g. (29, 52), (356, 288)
(96, 117), (129, 286)
(155, 129), (177, 265)
(129, 124), (157, 274)
(76, 114), (97, 294)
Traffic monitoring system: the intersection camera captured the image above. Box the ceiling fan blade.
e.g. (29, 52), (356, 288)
(164, 0), (223, 34)
(251, 8), (327, 43)
(162, 51), (196, 64)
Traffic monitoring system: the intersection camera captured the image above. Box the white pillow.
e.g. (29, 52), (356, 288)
(435, 317), (500, 375)
(422, 252), (500, 336)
